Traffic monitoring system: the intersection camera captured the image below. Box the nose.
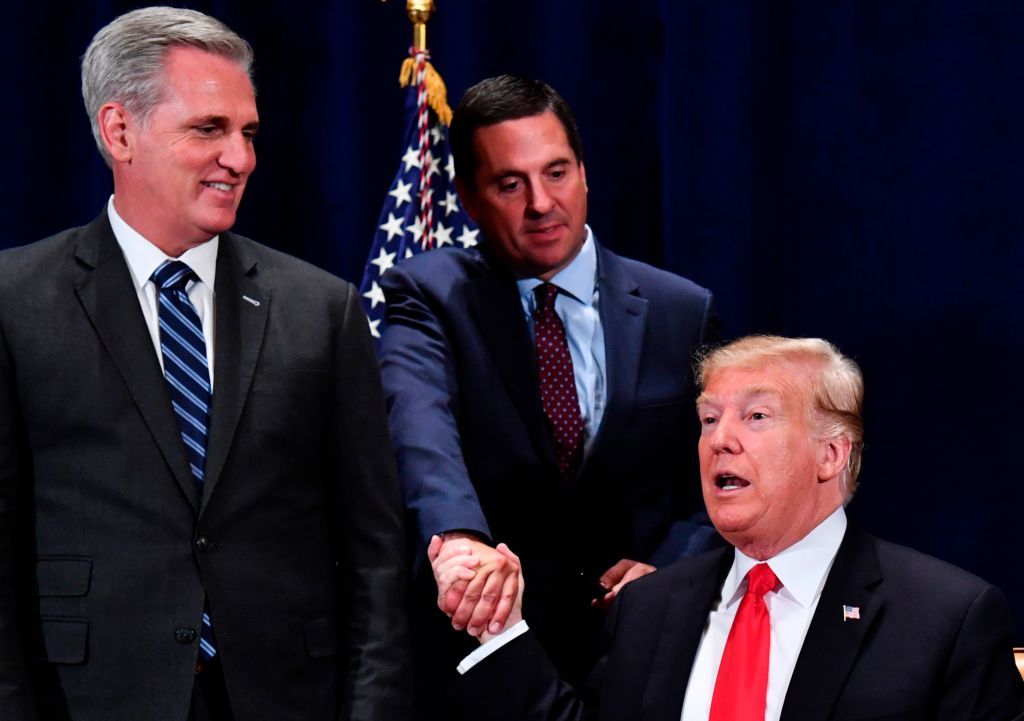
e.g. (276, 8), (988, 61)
(526, 180), (555, 216)
(218, 132), (256, 176)
(706, 416), (741, 455)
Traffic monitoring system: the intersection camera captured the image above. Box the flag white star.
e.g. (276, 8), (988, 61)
(430, 125), (443, 145)
(440, 190), (459, 216)
(389, 179), (413, 208)
(457, 226), (480, 248)
(363, 281), (386, 309)
(401, 145), (422, 172)
(404, 247), (415, 259)
(368, 317), (382, 339)
(378, 212), (405, 241)
(425, 152), (441, 180)
(406, 214), (427, 244)
(370, 247), (397, 275)
(434, 222), (454, 247)
(446, 154), (456, 181)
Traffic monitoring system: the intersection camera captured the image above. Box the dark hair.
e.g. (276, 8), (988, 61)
(449, 75), (584, 188)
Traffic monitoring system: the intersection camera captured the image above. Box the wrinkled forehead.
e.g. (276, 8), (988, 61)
(697, 361), (815, 409)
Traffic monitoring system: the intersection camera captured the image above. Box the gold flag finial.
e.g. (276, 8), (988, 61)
(407, 0), (435, 53)
(396, 0), (452, 126)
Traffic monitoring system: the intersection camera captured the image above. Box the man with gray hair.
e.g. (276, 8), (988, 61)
(0, 7), (410, 720)
(435, 335), (1024, 720)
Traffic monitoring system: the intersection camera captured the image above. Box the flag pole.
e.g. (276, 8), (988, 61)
(406, 0), (435, 53)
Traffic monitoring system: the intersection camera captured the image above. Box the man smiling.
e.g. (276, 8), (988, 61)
(0, 8), (409, 721)
(380, 75), (721, 719)
(441, 336), (1024, 720)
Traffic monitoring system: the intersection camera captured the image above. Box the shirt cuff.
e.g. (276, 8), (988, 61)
(456, 620), (529, 675)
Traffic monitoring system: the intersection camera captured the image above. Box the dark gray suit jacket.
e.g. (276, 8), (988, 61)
(0, 212), (411, 721)
(454, 525), (1024, 721)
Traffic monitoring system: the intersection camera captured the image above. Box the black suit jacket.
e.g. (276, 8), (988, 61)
(454, 525), (1024, 721)
(379, 243), (721, 699)
(0, 213), (411, 721)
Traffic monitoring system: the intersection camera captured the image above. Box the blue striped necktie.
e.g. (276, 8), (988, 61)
(151, 259), (217, 661)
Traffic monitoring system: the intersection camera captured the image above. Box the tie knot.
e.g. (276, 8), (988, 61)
(152, 260), (197, 292)
(534, 283), (560, 313)
(746, 563), (778, 599)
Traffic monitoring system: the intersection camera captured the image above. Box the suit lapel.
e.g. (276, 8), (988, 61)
(464, 255), (555, 465)
(72, 212), (200, 510)
(586, 245), (647, 461)
(780, 526), (884, 721)
(201, 233), (269, 513)
(642, 550), (733, 721)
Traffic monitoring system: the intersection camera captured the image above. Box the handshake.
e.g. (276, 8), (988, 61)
(428, 533), (656, 644)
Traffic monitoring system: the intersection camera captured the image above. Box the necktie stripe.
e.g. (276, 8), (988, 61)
(152, 259), (217, 662)
(164, 374), (210, 414)
(161, 347), (212, 392)
(158, 295), (207, 344)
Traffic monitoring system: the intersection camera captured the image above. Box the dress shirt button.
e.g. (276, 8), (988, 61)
(195, 536), (210, 551)
(175, 626), (197, 644)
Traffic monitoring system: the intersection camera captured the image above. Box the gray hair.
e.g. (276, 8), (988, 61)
(81, 6), (254, 165)
(696, 335), (865, 499)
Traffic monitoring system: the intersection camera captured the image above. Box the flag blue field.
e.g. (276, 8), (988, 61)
(359, 67), (478, 346)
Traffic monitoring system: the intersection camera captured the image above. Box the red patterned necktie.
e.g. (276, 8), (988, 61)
(533, 283), (584, 482)
(709, 563), (779, 721)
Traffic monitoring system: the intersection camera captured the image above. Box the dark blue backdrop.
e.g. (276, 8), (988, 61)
(3, 2), (1022, 638)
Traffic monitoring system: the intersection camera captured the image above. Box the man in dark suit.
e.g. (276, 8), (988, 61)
(435, 335), (1024, 720)
(0, 8), (409, 721)
(378, 75), (720, 716)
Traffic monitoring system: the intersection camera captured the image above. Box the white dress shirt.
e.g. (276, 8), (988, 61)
(107, 196), (219, 385)
(516, 225), (606, 449)
(680, 506), (848, 721)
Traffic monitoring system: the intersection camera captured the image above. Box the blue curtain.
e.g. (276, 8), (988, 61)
(4, 0), (1022, 636)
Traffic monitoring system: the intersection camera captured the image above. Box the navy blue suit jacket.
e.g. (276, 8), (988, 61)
(380, 241), (720, 695)
(454, 525), (1024, 721)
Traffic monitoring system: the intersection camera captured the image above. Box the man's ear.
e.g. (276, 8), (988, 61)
(454, 177), (478, 221)
(98, 102), (132, 163)
(817, 435), (852, 483)
(579, 160), (587, 194)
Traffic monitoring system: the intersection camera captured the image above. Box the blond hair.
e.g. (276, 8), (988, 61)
(697, 335), (865, 497)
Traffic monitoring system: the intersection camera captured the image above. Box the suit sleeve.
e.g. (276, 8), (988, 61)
(330, 286), (413, 721)
(0, 312), (37, 719)
(935, 583), (1024, 720)
(647, 289), (724, 567)
(450, 591), (627, 721)
(379, 264), (491, 547)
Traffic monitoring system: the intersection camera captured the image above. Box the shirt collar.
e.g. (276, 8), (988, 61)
(516, 224), (597, 307)
(720, 505), (847, 610)
(107, 195), (219, 292)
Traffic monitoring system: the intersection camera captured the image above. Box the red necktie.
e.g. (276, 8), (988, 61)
(709, 563), (779, 721)
(533, 283), (584, 482)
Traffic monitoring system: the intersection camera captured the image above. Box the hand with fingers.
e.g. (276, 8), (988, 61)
(427, 533), (521, 639)
(592, 558), (656, 611)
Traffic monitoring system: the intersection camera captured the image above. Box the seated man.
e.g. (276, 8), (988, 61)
(433, 335), (1024, 720)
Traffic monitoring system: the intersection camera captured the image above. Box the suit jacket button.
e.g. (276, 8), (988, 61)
(195, 536), (210, 551)
(175, 626), (197, 644)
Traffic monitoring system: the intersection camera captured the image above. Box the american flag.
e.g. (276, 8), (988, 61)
(358, 51), (478, 346)
(842, 604), (861, 621)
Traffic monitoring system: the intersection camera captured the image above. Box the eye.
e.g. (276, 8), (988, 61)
(700, 414), (717, 426)
(196, 125), (218, 135)
(497, 178), (521, 194)
(749, 412), (768, 421)
(548, 168), (566, 181)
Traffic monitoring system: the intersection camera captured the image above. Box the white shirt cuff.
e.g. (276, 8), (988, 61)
(456, 620), (530, 675)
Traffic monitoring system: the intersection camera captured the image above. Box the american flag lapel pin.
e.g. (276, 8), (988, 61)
(842, 605), (861, 622)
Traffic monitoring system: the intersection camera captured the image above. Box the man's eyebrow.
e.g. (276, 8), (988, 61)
(695, 386), (782, 407)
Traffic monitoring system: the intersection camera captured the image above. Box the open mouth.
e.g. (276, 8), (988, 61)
(202, 181), (234, 192)
(716, 474), (750, 490)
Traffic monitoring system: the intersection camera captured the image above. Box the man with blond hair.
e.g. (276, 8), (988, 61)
(0, 7), (409, 720)
(436, 335), (1024, 720)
